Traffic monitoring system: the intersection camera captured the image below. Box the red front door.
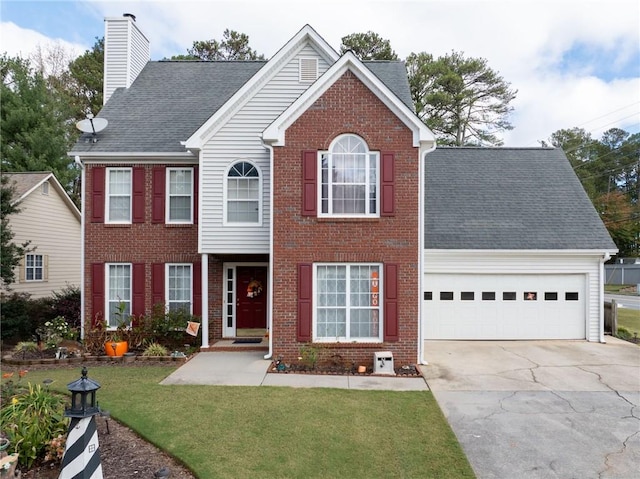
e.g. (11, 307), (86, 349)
(236, 266), (267, 329)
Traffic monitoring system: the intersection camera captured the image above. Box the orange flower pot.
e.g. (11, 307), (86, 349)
(104, 341), (128, 357)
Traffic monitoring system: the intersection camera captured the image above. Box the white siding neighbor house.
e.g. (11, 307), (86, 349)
(3, 172), (81, 299)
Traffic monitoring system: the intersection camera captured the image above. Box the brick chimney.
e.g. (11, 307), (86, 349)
(103, 13), (150, 104)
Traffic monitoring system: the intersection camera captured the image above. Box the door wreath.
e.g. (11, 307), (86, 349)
(247, 279), (263, 298)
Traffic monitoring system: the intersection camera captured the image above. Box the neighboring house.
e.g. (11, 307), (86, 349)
(2, 172), (81, 299)
(70, 15), (616, 367)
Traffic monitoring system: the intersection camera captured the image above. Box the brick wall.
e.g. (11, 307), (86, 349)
(271, 71), (420, 366)
(84, 163), (200, 326)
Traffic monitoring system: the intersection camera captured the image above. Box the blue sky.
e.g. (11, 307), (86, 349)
(1, 0), (639, 146)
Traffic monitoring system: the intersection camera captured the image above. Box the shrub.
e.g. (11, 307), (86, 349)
(142, 342), (169, 357)
(0, 292), (33, 341)
(616, 327), (632, 340)
(50, 286), (81, 333)
(36, 316), (77, 349)
(0, 382), (68, 468)
(14, 342), (40, 360)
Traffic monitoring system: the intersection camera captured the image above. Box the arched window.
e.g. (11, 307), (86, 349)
(320, 134), (378, 216)
(226, 161), (261, 224)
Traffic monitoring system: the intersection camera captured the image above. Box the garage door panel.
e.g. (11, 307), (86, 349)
(423, 274), (586, 340)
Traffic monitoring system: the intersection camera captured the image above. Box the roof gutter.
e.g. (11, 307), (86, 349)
(262, 140), (275, 360)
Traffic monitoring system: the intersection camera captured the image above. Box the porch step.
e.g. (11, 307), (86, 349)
(202, 339), (269, 353)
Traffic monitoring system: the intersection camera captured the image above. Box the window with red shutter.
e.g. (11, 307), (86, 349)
(301, 151), (317, 216)
(380, 152), (395, 216)
(91, 263), (105, 326)
(152, 167), (165, 223)
(383, 263), (399, 341)
(132, 263), (145, 318)
(297, 263), (313, 341)
(132, 167), (145, 223)
(91, 167), (105, 223)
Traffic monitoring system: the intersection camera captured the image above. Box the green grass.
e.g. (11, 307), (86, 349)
(12, 367), (475, 479)
(605, 284), (639, 295)
(618, 308), (640, 337)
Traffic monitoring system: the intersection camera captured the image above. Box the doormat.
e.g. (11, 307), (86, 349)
(233, 338), (263, 344)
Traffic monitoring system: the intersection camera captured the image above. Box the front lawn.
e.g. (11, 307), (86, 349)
(15, 367), (475, 479)
(618, 307), (640, 337)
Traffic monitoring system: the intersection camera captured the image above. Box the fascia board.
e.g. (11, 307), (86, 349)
(183, 25), (339, 150)
(69, 152), (197, 163)
(423, 249), (619, 257)
(263, 52), (435, 148)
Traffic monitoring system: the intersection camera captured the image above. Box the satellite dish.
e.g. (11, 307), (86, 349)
(76, 117), (108, 134)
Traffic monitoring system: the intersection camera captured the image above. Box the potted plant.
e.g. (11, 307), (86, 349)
(104, 302), (131, 357)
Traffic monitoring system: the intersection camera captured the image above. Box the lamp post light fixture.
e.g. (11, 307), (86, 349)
(59, 367), (104, 479)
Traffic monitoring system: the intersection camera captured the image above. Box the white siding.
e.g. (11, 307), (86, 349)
(423, 251), (605, 342)
(7, 185), (81, 298)
(104, 17), (150, 104)
(200, 45), (331, 253)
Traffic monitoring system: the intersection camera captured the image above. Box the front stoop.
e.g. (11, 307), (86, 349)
(201, 339), (268, 352)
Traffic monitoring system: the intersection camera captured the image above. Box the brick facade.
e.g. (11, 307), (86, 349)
(271, 72), (420, 366)
(84, 163), (200, 325)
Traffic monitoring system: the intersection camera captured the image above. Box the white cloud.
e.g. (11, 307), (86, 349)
(0, 21), (87, 60)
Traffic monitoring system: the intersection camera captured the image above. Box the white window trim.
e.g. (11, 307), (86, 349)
(223, 160), (263, 226)
(313, 263), (383, 343)
(165, 263), (193, 314)
(25, 253), (44, 282)
(105, 263), (132, 329)
(318, 134), (380, 218)
(105, 167), (132, 224)
(165, 167), (194, 224)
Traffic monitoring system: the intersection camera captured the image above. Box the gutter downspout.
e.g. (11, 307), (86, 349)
(599, 251), (612, 343)
(75, 156), (86, 340)
(418, 142), (437, 365)
(262, 141), (275, 360)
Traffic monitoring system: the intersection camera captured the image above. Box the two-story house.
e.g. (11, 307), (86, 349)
(71, 15), (616, 368)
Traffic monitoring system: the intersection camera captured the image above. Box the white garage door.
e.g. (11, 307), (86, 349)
(423, 274), (586, 340)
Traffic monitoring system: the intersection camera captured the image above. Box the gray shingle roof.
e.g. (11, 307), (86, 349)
(71, 60), (413, 154)
(425, 147), (617, 250)
(3, 172), (52, 198)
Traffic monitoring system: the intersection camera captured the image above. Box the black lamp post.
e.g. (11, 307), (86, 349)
(59, 367), (104, 479)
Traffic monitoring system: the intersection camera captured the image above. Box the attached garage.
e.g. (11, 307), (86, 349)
(423, 272), (586, 340)
(422, 148), (618, 348)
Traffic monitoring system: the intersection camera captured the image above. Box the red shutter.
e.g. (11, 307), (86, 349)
(152, 263), (165, 307)
(132, 263), (145, 319)
(380, 152), (395, 216)
(192, 262), (202, 316)
(297, 263), (313, 342)
(193, 167), (198, 225)
(383, 263), (399, 341)
(91, 167), (105, 223)
(91, 263), (105, 327)
(132, 167), (145, 223)
(152, 167), (165, 223)
(301, 151), (317, 216)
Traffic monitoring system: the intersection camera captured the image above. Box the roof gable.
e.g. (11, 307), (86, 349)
(183, 25), (339, 150)
(424, 147), (617, 251)
(5, 172), (81, 221)
(263, 51), (435, 148)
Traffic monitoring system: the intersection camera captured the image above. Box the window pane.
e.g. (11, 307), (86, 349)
(227, 163), (260, 223)
(168, 265), (191, 313)
(482, 292), (496, 300)
(170, 197), (191, 221)
(503, 292), (516, 301)
(107, 264), (131, 327)
(109, 197), (130, 221)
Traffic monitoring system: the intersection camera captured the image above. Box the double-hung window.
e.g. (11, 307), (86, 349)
(106, 168), (132, 223)
(226, 161), (261, 224)
(166, 264), (192, 313)
(167, 168), (193, 223)
(25, 254), (44, 281)
(106, 263), (131, 328)
(315, 264), (382, 342)
(320, 135), (379, 217)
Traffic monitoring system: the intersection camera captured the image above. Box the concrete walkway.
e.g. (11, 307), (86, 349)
(160, 351), (429, 391)
(421, 338), (640, 479)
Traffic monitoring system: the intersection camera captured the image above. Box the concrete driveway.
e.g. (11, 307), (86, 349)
(421, 338), (640, 479)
